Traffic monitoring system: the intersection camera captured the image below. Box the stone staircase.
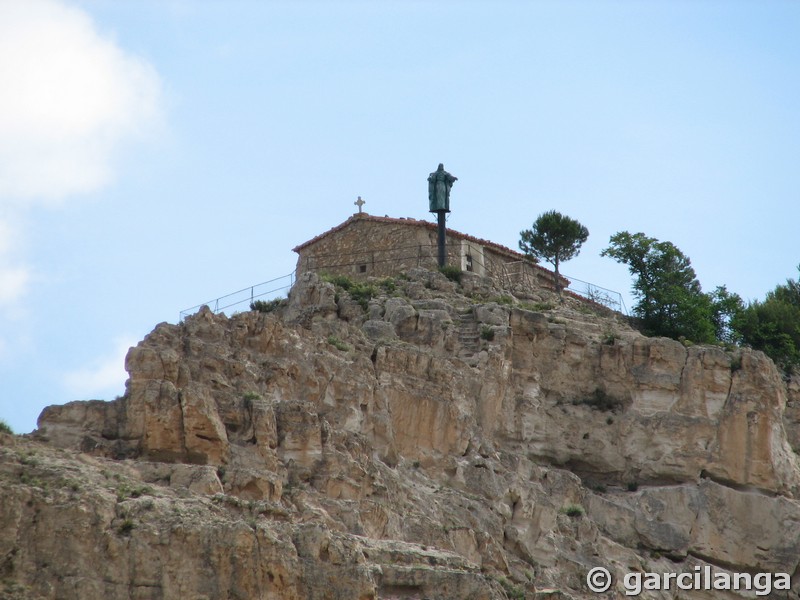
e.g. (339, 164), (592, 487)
(457, 310), (481, 364)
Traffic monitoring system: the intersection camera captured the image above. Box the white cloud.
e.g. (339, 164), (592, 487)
(0, 0), (163, 358)
(0, 265), (29, 306)
(62, 336), (136, 398)
(0, 218), (30, 310)
(0, 0), (163, 202)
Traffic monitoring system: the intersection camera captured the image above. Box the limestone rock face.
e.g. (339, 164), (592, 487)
(19, 270), (800, 599)
(504, 309), (800, 495)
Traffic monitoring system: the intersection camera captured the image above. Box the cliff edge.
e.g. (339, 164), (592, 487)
(5, 268), (800, 599)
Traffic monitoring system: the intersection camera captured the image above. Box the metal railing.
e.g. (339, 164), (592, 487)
(179, 273), (295, 322)
(493, 260), (626, 314)
(178, 245), (628, 321)
(561, 274), (628, 315)
(302, 243), (627, 314)
(497, 260), (559, 291)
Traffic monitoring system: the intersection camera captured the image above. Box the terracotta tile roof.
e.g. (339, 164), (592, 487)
(292, 212), (559, 278)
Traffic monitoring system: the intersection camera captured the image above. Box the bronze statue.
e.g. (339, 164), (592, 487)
(428, 163), (457, 213)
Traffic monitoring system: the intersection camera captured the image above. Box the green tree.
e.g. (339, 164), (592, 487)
(519, 210), (589, 297)
(708, 285), (745, 345)
(732, 266), (800, 374)
(601, 232), (715, 342)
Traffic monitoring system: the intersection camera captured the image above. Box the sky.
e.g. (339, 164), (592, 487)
(1, 0), (799, 434)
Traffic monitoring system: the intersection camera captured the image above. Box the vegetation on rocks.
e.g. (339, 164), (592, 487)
(438, 264), (463, 284)
(321, 273), (380, 309)
(250, 297), (286, 313)
(327, 335), (350, 351)
(560, 504), (585, 518)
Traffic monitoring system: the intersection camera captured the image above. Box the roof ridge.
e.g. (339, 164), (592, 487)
(296, 213), (508, 256)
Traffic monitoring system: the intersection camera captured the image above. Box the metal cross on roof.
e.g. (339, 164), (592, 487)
(354, 196), (366, 213)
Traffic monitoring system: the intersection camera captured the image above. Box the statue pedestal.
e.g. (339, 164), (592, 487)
(437, 210), (446, 267)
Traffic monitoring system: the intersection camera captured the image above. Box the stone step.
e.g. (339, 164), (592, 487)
(456, 310), (481, 363)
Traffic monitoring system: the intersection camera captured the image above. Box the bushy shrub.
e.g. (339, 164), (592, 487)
(349, 283), (378, 309)
(519, 301), (554, 312)
(438, 265), (462, 284)
(561, 504), (585, 518)
(118, 519), (135, 535)
(489, 295), (514, 306)
(321, 273), (377, 309)
(0, 420), (12, 435)
(242, 392), (260, 410)
(378, 277), (397, 293)
(116, 483), (153, 502)
(327, 335), (350, 351)
(321, 273), (355, 289)
(250, 298), (286, 313)
(496, 576), (526, 600)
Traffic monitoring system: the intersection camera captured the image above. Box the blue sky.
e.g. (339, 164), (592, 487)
(1, 0), (799, 433)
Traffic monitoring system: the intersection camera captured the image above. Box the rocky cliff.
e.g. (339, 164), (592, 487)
(4, 268), (800, 599)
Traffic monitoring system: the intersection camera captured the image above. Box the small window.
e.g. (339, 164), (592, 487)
(359, 264), (367, 273)
(465, 254), (473, 272)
